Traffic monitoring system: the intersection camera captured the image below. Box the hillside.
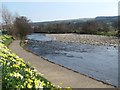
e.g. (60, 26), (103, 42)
(31, 16), (118, 36)
(31, 16), (118, 26)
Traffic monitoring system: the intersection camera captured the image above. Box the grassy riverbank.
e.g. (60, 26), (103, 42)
(0, 35), (58, 89)
(0, 35), (13, 46)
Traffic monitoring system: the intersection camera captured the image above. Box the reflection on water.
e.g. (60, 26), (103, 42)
(26, 33), (118, 87)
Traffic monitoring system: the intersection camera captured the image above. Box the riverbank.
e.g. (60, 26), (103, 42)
(9, 40), (114, 88)
(0, 35), (55, 89)
(46, 34), (118, 46)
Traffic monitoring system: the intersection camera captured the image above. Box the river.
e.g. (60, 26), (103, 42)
(26, 33), (118, 87)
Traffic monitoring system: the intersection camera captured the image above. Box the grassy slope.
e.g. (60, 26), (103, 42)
(3, 38), (13, 46)
(0, 35), (57, 89)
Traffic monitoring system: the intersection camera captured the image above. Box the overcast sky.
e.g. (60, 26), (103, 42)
(0, 0), (119, 22)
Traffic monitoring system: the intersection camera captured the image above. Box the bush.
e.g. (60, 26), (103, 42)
(14, 16), (33, 40)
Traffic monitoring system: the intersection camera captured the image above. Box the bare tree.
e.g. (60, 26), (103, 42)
(1, 5), (14, 35)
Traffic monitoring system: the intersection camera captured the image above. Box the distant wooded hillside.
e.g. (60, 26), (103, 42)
(31, 16), (118, 36)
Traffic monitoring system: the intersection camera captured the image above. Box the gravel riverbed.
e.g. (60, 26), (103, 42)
(46, 34), (118, 46)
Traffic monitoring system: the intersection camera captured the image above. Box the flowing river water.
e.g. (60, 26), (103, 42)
(26, 33), (118, 87)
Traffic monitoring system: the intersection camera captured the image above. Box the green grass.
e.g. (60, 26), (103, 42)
(96, 31), (118, 36)
(3, 38), (13, 46)
(0, 35), (13, 46)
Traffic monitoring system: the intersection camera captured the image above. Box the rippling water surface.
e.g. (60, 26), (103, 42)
(26, 33), (118, 86)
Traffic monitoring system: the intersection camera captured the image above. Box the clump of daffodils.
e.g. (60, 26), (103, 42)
(0, 35), (55, 89)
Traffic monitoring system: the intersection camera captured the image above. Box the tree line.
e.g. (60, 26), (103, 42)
(33, 19), (118, 36)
